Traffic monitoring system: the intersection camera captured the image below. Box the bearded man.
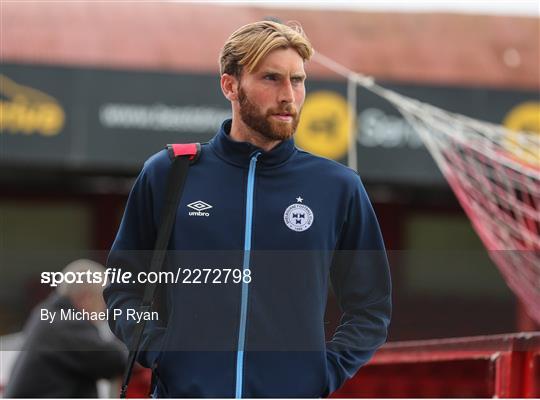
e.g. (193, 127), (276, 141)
(104, 20), (391, 398)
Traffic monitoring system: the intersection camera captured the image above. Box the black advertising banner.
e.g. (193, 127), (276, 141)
(1, 63), (538, 184)
(1, 68), (76, 165)
(0, 64), (230, 170)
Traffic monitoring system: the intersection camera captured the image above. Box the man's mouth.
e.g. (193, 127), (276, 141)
(271, 113), (294, 122)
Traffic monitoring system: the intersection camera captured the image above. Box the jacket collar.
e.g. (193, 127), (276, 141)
(209, 119), (296, 169)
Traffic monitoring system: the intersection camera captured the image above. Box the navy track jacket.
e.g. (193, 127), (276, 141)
(104, 119), (391, 398)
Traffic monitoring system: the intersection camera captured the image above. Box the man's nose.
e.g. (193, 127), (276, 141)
(278, 80), (294, 104)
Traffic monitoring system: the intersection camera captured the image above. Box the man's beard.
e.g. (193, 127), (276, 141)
(238, 85), (300, 142)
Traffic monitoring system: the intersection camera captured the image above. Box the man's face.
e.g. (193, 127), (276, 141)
(236, 47), (307, 141)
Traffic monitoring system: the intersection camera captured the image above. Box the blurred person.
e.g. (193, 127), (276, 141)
(4, 259), (126, 398)
(104, 20), (391, 398)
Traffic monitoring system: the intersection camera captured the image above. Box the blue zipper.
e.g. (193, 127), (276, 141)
(235, 151), (261, 398)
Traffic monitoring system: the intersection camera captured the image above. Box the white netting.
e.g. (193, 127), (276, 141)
(314, 53), (540, 324)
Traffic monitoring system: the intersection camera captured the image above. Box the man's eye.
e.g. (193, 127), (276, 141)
(291, 77), (304, 84)
(264, 75), (277, 81)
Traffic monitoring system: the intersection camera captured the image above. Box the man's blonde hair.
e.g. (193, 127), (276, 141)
(219, 20), (314, 77)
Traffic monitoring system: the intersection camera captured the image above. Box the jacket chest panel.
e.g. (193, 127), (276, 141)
(172, 170), (247, 250)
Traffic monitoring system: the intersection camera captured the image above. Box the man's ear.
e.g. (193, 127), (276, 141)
(221, 73), (239, 101)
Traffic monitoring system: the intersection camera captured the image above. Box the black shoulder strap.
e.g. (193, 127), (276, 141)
(120, 144), (200, 398)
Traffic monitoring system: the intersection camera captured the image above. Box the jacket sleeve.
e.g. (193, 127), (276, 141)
(325, 174), (392, 394)
(52, 321), (128, 380)
(103, 156), (167, 368)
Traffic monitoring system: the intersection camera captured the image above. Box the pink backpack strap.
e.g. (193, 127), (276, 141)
(166, 143), (201, 163)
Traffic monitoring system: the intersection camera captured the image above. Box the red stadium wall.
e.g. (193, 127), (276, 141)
(2, 2), (538, 90)
(333, 332), (540, 398)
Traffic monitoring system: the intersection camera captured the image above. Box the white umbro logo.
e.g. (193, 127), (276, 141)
(187, 201), (212, 217)
(187, 201), (213, 211)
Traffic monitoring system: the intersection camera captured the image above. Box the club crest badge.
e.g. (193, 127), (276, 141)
(284, 196), (314, 232)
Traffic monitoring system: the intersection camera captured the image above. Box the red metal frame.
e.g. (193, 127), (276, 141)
(333, 332), (540, 398)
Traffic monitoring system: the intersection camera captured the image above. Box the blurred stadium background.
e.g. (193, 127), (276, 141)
(1, 1), (539, 397)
